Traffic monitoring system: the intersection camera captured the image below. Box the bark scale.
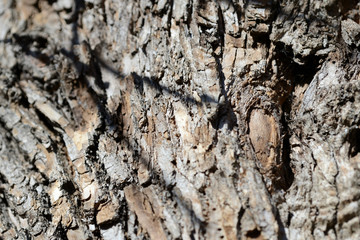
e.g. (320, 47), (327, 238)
(0, 0), (359, 239)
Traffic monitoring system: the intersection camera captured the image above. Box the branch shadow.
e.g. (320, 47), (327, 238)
(9, 0), (214, 233)
(7, 0), (345, 236)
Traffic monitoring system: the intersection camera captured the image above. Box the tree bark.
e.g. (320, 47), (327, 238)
(0, 0), (360, 239)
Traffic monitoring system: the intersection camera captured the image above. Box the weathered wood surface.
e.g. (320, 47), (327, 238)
(0, 0), (359, 239)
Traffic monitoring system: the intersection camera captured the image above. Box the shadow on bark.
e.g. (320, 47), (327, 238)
(4, 0), (351, 237)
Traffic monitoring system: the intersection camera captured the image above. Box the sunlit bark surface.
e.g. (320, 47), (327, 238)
(0, 0), (360, 239)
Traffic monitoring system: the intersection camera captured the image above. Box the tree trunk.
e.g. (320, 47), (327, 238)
(0, 0), (359, 239)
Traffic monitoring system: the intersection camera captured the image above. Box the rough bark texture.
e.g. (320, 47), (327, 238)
(0, 0), (360, 239)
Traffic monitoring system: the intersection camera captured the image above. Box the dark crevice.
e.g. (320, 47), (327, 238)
(293, 56), (322, 84)
(236, 207), (245, 239)
(276, 209), (289, 240)
(62, 180), (77, 195)
(69, 0), (85, 47)
(209, 60), (237, 130)
(340, 0), (359, 15)
(274, 42), (295, 62)
(208, 165), (218, 174)
(287, 212), (293, 227)
(167, 0), (174, 37)
(280, 112), (294, 190)
(47, 0), (57, 5)
(269, 40), (323, 192)
(246, 228), (261, 238)
(217, 4), (225, 57)
(55, 224), (69, 240)
(184, 0), (193, 25)
(34, 108), (62, 135)
(16, 90), (31, 109)
(100, 0), (107, 25)
(347, 127), (360, 158)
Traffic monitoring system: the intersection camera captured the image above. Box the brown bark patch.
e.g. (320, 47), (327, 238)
(124, 185), (167, 240)
(249, 109), (280, 171)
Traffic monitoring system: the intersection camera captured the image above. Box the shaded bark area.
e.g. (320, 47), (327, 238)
(0, 0), (360, 239)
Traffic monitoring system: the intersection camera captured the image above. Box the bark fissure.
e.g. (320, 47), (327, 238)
(1, 0), (360, 239)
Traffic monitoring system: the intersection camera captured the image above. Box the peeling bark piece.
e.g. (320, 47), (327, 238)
(1, 0), (360, 238)
(0, 107), (20, 129)
(341, 19), (360, 47)
(49, 181), (63, 205)
(66, 227), (87, 240)
(138, 163), (151, 185)
(249, 109), (280, 171)
(124, 185), (167, 240)
(173, 0), (190, 22)
(96, 201), (119, 226)
(35, 102), (69, 128)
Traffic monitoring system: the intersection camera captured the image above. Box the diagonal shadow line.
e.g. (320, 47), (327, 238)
(60, 40), (219, 107)
(24, 3), (210, 231)
(70, 0), (85, 52)
(61, 43), (219, 107)
(9, 0), (351, 236)
(64, 17), (211, 227)
(130, 72), (218, 105)
(8, 36), (209, 239)
(0, 38), (11, 43)
(9, 0), (234, 232)
(71, 59), (208, 228)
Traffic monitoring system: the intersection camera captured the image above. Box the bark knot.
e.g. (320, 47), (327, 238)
(249, 108), (280, 172)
